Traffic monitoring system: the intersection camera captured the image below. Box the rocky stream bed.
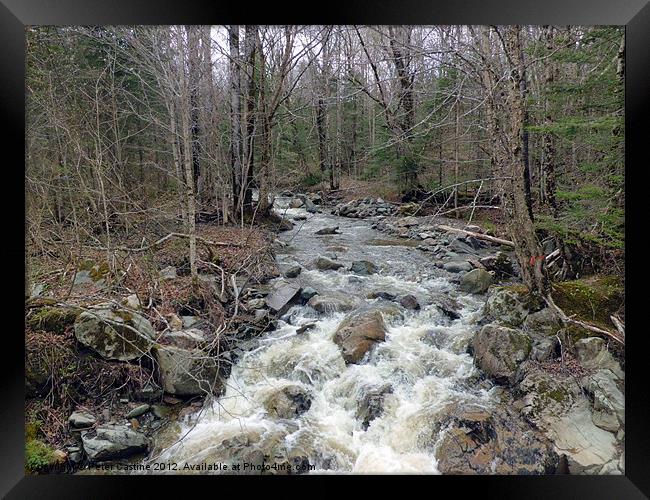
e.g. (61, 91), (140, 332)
(30, 193), (624, 475)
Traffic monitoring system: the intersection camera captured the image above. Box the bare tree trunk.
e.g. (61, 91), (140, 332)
(176, 28), (198, 285)
(228, 25), (243, 222)
(241, 25), (257, 213)
(504, 26), (547, 295)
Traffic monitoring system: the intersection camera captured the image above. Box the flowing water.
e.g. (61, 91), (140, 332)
(153, 199), (498, 474)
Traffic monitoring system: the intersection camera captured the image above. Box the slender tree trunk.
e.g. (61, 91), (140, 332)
(228, 25), (242, 222)
(176, 28), (198, 285)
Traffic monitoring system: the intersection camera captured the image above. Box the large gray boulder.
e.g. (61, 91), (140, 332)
(74, 305), (155, 361)
(68, 410), (96, 428)
(517, 366), (621, 474)
(522, 308), (563, 337)
(154, 345), (221, 396)
(574, 337), (624, 380)
(471, 324), (532, 385)
(582, 370), (624, 432)
(81, 424), (149, 462)
(483, 287), (531, 327)
(435, 404), (558, 474)
(333, 308), (387, 364)
(459, 268), (493, 294)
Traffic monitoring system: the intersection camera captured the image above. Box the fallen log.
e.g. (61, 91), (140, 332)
(434, 224), (515, 247)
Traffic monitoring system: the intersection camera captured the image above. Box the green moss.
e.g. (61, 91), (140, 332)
(27, 307), (80, 334)
(552, 275), (623, 328)
(25, 439), (56, 473)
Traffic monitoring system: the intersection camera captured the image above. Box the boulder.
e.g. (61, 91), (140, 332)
(431, 295), (463, 320)
(356, 384), (393, 430)
(284, 265), (302, 278)
(263, 385), (312, 419)
(459, 268), (493, 294)
(443, 260), (473, 273)
(333, 308), (387, 364)
(483, 287), (531, 327)
(350, 260), (379, 276)
(479, 252), (514, 279)
(522, 308), (563, 337)
(300, 287), (318, 301)
(265, 284), (302, 315)
(314, 256), (344, 271)
(517, 366), (621, 474)
(308, 295), (355, 314)
(315, 226), (339, 235)
(154, 345), (221, 396)
(471, 324), (532, 385)
(246, 298), (266, 310)
(81, 424), (149, 462)
(450, 238), (478, 255)
(582, 370), (624, 432)
(399, 294), (420, 310)
(74, 305), (156, 361)
(290, 198), (304, 208)
(160, 328), (207, 350)
(68, 411), (96, 428)
(368, 291), (397, 302)
(574, 337), (624, 380)
(435, 404), (558, 474)
(126, 404), (150, 419)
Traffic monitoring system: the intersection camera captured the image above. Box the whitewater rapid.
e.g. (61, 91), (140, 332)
(151, 201), (497, 474)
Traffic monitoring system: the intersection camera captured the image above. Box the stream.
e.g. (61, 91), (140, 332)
(152, 198), (498, 474)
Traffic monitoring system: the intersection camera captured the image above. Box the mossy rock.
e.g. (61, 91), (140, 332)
(27, 306), (80, 334)
(74, 305), (155, 361)
(551, 275), (623, 329)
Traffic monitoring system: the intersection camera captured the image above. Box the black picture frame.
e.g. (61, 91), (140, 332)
(3, 1), (649, 497)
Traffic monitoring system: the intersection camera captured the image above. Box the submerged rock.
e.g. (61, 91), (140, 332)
(357, 384), (393, 430)
(471, 324), (532, 385)
(315, 226), (340, 235)
(308, 295), (355, 314)
(399, 294), (420, 310)
(284, 265), (302, 278)
(74, 305), (155, 361)
(300, 287), (318, 301)
(81, 424), (149, 462)
(314, 256), (344, 271)
(443, 260), (473, 273)
(333, 308), (387, 364)
(350, 260), (379, 275)
(263, 385), (312, 419)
